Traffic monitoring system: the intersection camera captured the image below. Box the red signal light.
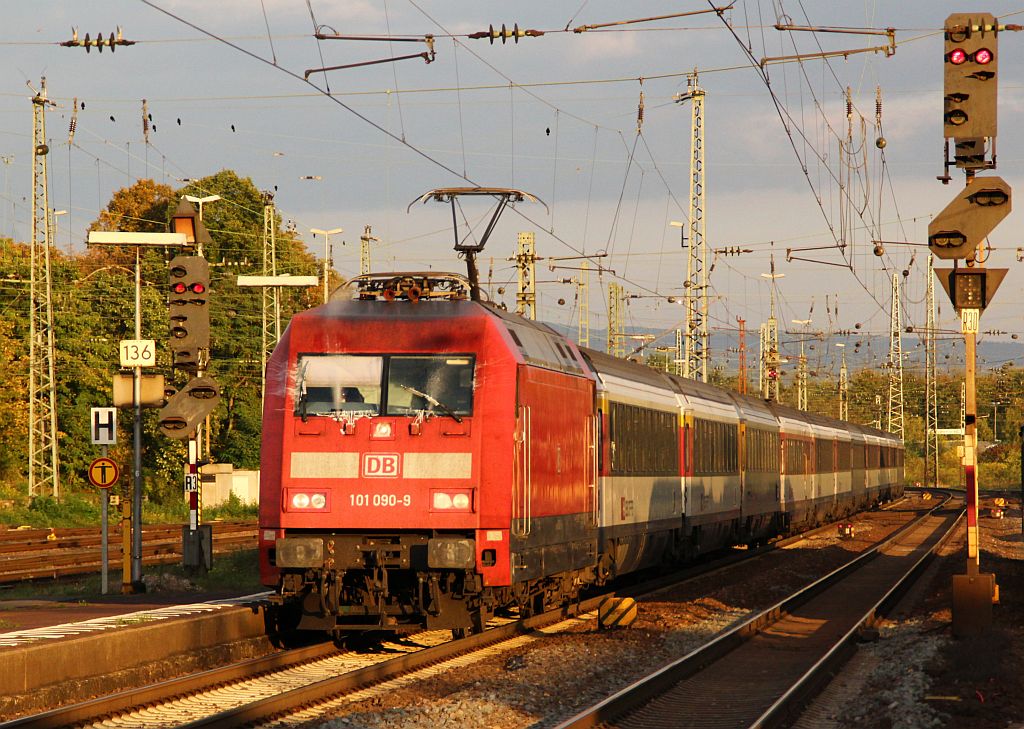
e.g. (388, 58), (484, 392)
(974, 47), (993, 65)
(171, 282), (188, 294)
(190, 282), (206, 294)
(949, 47), (967, 65)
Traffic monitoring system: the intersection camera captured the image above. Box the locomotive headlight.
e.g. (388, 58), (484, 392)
(288, 491), (328, 510)
(430, 489), (474, 512)
(372, 421), (393, 439)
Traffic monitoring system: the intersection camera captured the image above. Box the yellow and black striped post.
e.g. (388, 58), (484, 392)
(598, 596), (638, 630)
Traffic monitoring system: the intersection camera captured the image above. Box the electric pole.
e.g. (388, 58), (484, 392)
(514, 231), (537, 319)
(360, 224), (379, 275)
(760, 262), (783, 402)
(578, 260), (590, 348)
(28, 77), (59, 499)
(736, 317), (747, 395)
(925, 255), (939, 487)
(793, 319), (811, 411)
(608, 282), (625, 358)
(838, 347), (849, 420)
(675, 71), (708, 382)
(887, 272), (904, 437)
(261, 191), (279, 405)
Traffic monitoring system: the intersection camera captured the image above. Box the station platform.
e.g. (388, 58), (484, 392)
(0, 591), (273, 718)
(0, 590), (267, 645)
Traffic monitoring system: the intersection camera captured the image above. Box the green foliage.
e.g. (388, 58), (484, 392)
(0, 171), (318, 512)
(208, 492), (259, 520)
(0, 491), (101, 528)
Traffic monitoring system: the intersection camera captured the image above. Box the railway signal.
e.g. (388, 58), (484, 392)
(168, 255), (210, 371)
(157, 375), (220, 439)
(171, 197), (213, 252)
(944, 13), (998, 142)
(935, 266), (1007, 313)
(927, 175), (1011, 260)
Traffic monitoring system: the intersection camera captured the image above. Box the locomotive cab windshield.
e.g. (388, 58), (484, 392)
(294, 353), (475, 419)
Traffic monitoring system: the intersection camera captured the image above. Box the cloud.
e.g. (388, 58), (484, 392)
(162, 0), (385, 25)
(569, 32), (641, 63)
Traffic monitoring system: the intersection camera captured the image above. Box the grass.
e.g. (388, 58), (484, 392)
(0, 489), (258, 530)
(0, 549), (263, 602)
(1, 575), (104, 601)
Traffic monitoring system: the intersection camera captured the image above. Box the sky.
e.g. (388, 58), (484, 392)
(1, 1), (1023, 380)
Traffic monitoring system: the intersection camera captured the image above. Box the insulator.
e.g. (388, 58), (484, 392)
(636, 91), (645, 134)
(68, 100), (78, 145)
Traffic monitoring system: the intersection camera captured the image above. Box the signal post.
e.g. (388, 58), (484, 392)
(160, 199), (221, 573)
(87, 230), (187, 591)
(931, 12), (1014, 636)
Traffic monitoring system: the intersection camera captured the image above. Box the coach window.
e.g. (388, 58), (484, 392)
(295, 355), (382, 416)
(386, 355), (475, 416)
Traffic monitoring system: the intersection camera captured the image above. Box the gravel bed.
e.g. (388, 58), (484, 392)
(794, 495), (1024, 729)
(288, 503), (920, 729)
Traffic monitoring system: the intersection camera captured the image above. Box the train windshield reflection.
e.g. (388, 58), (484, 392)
(386, 356), (475, 417)
(295, 355), (382, 416)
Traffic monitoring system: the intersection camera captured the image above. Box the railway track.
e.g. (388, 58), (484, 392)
(0, 522), (257, 583)
(1, 498), (923, 729)
(554, 492), (960, 729)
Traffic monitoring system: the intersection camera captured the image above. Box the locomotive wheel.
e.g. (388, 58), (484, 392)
(265, 602), (304, 648)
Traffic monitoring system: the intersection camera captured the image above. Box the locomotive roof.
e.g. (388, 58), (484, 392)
(302, 296), (588, 377)
(483, 302), (589, 376)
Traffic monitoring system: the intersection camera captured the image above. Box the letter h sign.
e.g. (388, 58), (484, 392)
(91, 407), (117, 446)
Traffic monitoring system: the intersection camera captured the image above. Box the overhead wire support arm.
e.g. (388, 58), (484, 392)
(760, 26), (896, 67)
(572, 6), (734, 33)
(784, 241), (858, 268)
(305, 33), (436, 79)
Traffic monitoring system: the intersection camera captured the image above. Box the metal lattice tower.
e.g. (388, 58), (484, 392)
(260, 191), (279, 404)
(674, 328), (683, 376)
(839, 351), (849, 420)
(760, 280), (781, 402)
(515, 232), (537, 319)
(887, 272), (905, 437)
(28, 78), (59, 499)
(925, 256), (939, 487)
(736, 317), (747, 394)
(675, 71), (708, 382)
(578, 260), (590, 348)
(608, 282), (625, 358)
(359, 224), (378, 275)
(796, 338), (808, 411)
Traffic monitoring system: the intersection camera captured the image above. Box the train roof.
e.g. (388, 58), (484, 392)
(578, 347), (671, 390)
(482, 302), (589, 376)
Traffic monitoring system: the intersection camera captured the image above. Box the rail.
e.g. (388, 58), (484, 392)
(554, 491), (957, 728)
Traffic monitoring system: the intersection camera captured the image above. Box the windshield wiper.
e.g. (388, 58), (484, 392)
(398, 384), (463, 423)
(297, 361), (309, 421)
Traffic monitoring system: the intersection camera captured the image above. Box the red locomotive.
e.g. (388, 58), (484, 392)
(259, 272), (903, 636)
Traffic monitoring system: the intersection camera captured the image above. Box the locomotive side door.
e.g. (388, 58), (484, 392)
(512, 398), (532, 538)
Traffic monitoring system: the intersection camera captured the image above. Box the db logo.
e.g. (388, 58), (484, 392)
(363, 453), (401, 478)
